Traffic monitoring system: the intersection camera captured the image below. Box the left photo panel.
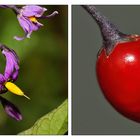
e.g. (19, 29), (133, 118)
(0, 5), (68, 135)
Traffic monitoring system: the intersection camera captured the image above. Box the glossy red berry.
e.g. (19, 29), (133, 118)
(83, 5), (140, 123)
(96, 35), (140, 122)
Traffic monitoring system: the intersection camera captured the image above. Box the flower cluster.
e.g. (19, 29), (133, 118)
(0, 5), (58, 121)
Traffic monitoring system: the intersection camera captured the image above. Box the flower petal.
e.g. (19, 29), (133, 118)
(0, 74), (5, 84)
(21, 5), (47, 17)
(12, 70), (19, 81)
(14, 35), (27, 41)
(0, 72), (6, 94)
(1, 45), (19, 81)
(17, 15), (33, 34)
(0, 96), (22, 121)
(39, 11), (59, 19)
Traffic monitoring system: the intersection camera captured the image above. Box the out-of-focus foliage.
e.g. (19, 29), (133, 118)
(0, 5), (68, 134)
(19, 99), (68, 135)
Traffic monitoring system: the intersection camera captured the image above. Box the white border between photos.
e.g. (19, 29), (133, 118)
(1, 0), (140, 4)
(1, 136), (140, 140)
(0, 0), (140, 140)
(68, 2), (72, 136)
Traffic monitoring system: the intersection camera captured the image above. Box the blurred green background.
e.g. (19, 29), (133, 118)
(0, 5), (68, 134)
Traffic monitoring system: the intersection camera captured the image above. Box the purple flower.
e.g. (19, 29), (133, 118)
(0, 44), (19, 93)
(0, 44), (30, 121)
(14, 5), (58, 40)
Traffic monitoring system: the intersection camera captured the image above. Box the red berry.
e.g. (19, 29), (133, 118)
(96, 35), (140, 122)
(83, 5), (140, 122)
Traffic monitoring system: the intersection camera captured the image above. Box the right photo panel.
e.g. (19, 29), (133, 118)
(72, 5), (140, 135)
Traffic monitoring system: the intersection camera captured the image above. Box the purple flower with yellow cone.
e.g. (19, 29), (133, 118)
(0, 44), (30, 121)
(14, 5), (58, 40)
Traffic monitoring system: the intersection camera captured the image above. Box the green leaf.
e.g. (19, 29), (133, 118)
(19, 99), (68, 135)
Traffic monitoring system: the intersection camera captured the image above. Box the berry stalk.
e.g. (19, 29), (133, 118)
(82, 5), (128, 54)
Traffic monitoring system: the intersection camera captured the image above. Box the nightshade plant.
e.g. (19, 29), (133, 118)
(0, 5), (68, 135)
(0, 5), (58, 40)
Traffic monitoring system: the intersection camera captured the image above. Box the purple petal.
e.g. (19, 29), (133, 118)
(0, 72), (6, 94)
(1, 46), (19, 81)
(0, 74), (5, 84)
(14, 35), (27, 41)
(17, 15), (33, 34)
(14, 30), (31, 40)
(30, 22), (41, 31)
(0, 96), (22, 121)
(39, 11), (59, 19)
(21, 5), (47, 17)
(0, 85), (4, 91)
(12, 70), (19, 81)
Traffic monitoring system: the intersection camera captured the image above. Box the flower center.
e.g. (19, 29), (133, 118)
(29, 16), (38, 23)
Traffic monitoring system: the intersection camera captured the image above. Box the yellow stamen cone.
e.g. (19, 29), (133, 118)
(5, 82), (30, 100)
(29, 16), (38, 22)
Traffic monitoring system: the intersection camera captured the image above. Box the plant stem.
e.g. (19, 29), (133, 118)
(82, 5), (128, 54)
(0, 5), (20, 14)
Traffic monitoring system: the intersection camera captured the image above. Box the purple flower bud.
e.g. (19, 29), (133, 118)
(0, 96), (22, 121)
(14, 5), (58, 41)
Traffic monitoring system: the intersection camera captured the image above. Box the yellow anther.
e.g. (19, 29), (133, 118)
(29, 16), (38, 23)
(5, 82), (30, 100)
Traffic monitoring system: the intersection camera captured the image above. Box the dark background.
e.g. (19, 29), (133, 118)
(72, 5), (140, 135)
(0, 5), (67, 134)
